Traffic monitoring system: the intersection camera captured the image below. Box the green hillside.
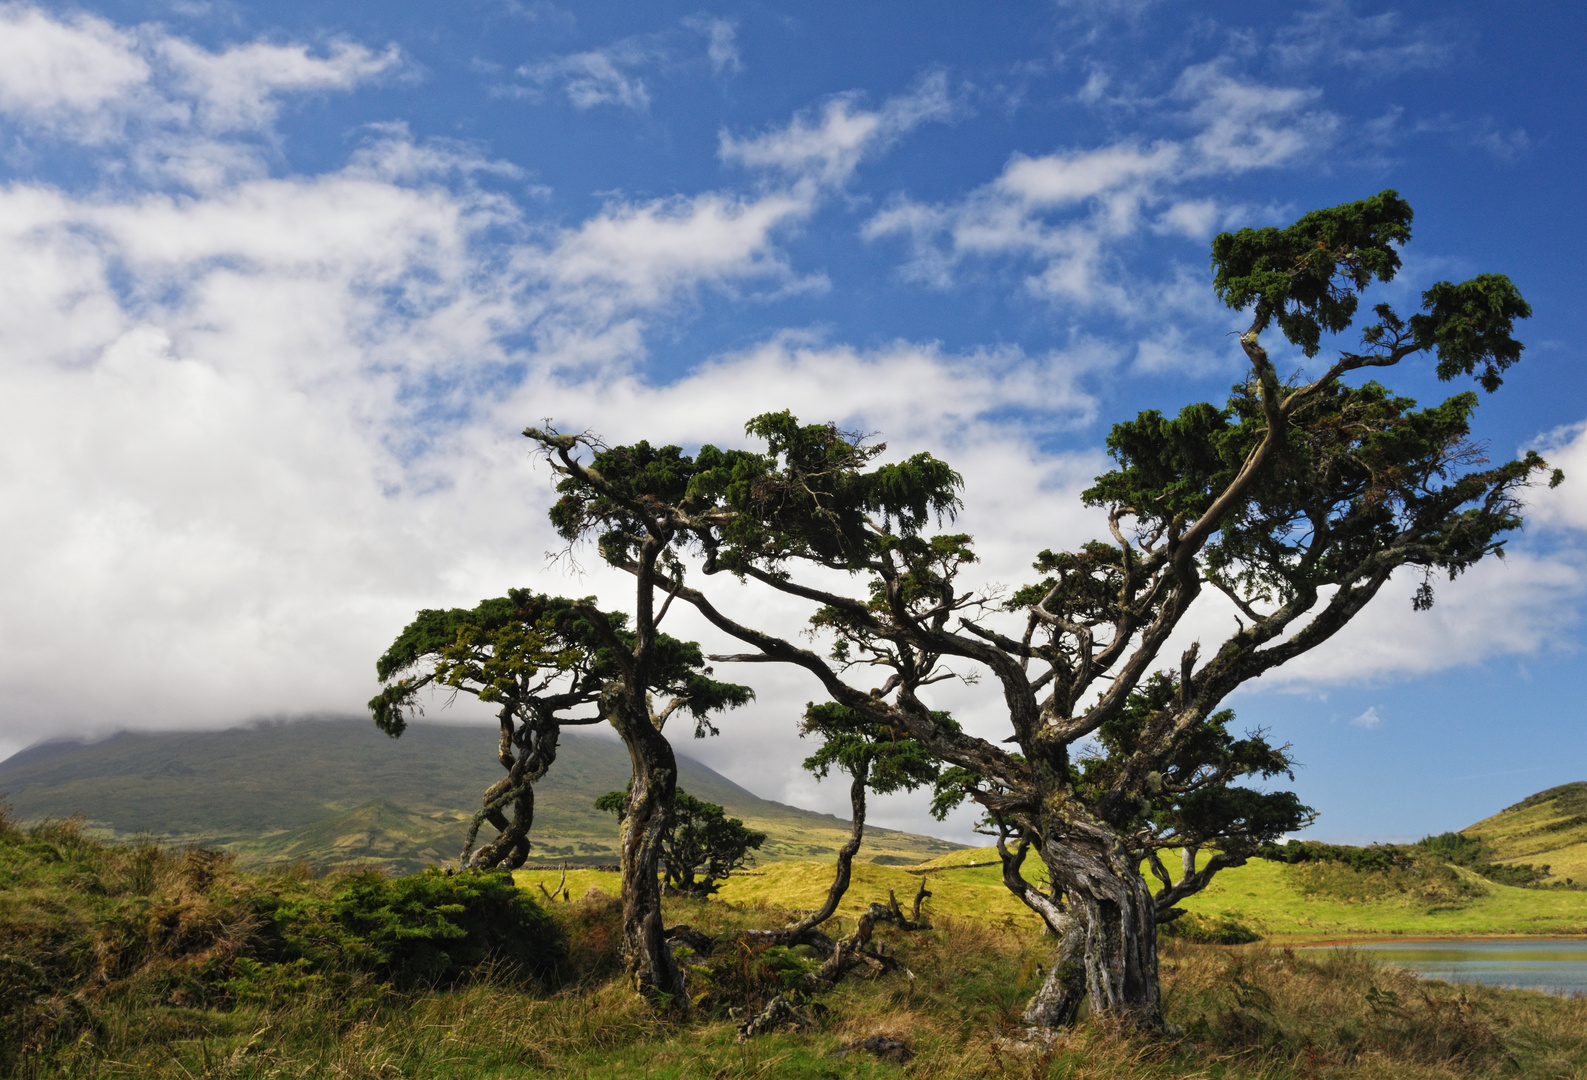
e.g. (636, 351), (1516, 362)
(0, 718), (962, 874)
(1463, 781), (1587, 883)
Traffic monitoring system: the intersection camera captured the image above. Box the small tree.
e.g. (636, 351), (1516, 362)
(597, 787), (766, 897)
(370, 590), (611, 869)
(787, 704), (940, 935)
(525, 191), (1559, 1032)
(371, 587), (752, 1004)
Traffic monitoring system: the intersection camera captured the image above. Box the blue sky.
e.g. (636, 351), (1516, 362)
(0, 0), (1583, 843)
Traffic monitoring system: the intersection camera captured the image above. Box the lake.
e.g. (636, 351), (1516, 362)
(1301, 939), (1587, 996)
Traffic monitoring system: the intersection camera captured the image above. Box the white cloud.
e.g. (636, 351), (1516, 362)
(720, 72), (954, 187)
(0, 5), (400, 186)
(1350, 707), (1382, 729)
(516, 45), (655, 112)
(1271, 0), (1454, 76)
(863, 61), (1335, 320)
(686, 15), (741, 76)
(159, 37), (400, 133)
(1528, 421), (1587, 533)
(0, 5), (148, 131)
(1175, 62), (1338, 173)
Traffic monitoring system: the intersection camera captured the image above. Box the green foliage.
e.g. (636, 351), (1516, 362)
(543, 411), (963, 575)
(1159, 911), (1261, 945)
(800, 702), (943, 797)
(1416, 832), (1554, 888)
(1260, 839), (1408, 872)
(1077, 673), (1313, 850)
(1210, 189), (1413, 356)
(369, 589), (607, 739)
(1261, 835), (1559, 891)
(259, 869), (567, 988)
(597, 787), (766, 896)
(370, 589), (753, 742)
(686, 941), (820, 1017)
(1410, 275), (1532, 391)
(0, 813), (568, 1073)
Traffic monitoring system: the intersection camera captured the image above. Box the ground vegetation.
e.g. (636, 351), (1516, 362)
(7, 813), (1587, 1080)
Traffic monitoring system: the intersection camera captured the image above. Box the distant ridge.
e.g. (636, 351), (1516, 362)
(0, 717), (962, 874)
(1464, 781), (1587, 884)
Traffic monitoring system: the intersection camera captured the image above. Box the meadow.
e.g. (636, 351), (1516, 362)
(10, 808), (1587, 1080)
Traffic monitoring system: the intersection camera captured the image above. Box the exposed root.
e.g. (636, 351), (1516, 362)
(735, 994), (817, 1042)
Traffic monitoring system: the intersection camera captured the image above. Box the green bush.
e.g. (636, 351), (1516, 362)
(1160, 912), (1261, 945)
(260, 868), (567, 988)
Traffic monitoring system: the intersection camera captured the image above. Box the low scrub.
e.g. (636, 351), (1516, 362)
(0, 807), (565, 1071)
(1159, 911), (1261, 944)
(6, 813), (1587, 1079)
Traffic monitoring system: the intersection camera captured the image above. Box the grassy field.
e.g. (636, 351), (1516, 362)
(10, 812), (1587, 1080)
(518, 844), (1587, 945)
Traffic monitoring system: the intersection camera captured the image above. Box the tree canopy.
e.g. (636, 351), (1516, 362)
(522, 190), (1558, 1031)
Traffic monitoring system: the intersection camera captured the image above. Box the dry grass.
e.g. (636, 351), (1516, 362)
(6, 808), (1587, 1079)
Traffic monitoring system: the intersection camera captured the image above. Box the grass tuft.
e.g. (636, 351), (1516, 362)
(5, 817), (1587, 1078)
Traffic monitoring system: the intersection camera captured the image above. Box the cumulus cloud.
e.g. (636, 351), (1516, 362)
(158, 37), (400, 132)
(0, 4), (400, 186)
(1526, 421), (1587, 533)
(720, 72), (955, 187)
(0, 13), (1031, 791)
(0, 5), (148, 131)
(863, 61), (1335, 321)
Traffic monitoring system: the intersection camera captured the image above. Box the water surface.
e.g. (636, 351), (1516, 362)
(1301, 939), (1587, 996)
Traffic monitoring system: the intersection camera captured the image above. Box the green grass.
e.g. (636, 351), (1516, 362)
(734, 845), (1587, 944)
(1464, 781), (1587, 884)
(9, 814), (1587, 1080)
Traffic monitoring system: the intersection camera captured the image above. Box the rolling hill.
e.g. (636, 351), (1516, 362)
(0, 717), (962, 874)
(1463, 781), (1587, 884)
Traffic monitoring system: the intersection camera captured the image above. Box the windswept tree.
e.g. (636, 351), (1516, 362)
(370, 591), (609, 869)
(783, 704), (941, 938)
(524, 191), (1559, 1032)
(370, 588), (752, 1003)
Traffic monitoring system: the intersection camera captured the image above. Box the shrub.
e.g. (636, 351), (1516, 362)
(260, 868), (567, 988)
(1160, 912), (1261, 945)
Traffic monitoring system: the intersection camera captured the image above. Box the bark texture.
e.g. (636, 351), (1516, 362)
(610, 692), (687, 1007)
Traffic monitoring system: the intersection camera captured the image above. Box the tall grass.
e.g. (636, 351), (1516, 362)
(4, 806), (1586, 1079)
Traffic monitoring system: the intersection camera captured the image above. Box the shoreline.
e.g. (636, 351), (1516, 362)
(1260, 933), (1587, 948)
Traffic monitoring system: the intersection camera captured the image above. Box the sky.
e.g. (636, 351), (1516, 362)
(0, 0), (1583, 845)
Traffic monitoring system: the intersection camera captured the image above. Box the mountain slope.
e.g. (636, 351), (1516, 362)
(1463, 782), (1587, 883)
(0, 717), (961, 874)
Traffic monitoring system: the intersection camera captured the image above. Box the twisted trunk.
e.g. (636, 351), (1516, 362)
(610, 694), (687, 1009)
(1025, 827), (1162, 1032)
(790, 763), (868, 934)
(464, 710), (560, 870)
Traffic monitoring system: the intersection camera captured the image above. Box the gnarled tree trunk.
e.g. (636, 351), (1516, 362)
(610, 692), (687, 1009)
(1026, 826), (1162, 1032)
(785, 762), (868, 937)
(463, 708), (561, 870)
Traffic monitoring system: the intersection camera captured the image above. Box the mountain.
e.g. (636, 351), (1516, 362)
(1462, 781), (1587, 883)
(0, 717), (962, 874)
